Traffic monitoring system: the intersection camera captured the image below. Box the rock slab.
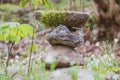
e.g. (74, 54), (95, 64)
(35, 11), (89, 29)
(46, 25), (84, 47)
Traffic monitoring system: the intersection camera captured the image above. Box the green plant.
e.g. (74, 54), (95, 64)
(68, 67), (79, 80)
(0, 22), (33, 75)
(28, 29), (35, 75)
(0, 22), (33, 42)
(20, 0), (53, 8)
(84, 41), (120, 80)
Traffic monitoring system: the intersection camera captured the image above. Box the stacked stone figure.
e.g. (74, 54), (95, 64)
(36, 11), (89, 68)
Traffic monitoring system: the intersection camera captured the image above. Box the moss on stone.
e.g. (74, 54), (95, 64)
(39, 11), (68, 27)
(36, 11), (89, 29)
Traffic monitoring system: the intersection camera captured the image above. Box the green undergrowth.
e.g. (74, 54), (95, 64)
(0, 4), (21, 11)
(0, 4), (23, 22)
(84, 41), (120, 80)
(0, 22), (33, 43)
(51, 0), (92, 10)
(0, 41), (120, 80)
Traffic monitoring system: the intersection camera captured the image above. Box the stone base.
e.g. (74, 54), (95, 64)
(40, 45), (84, 69)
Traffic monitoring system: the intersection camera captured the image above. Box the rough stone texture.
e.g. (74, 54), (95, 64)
(66, 11), (89, 29)
(35, 11), (89, 29)
(40, 45), (84, 68)
(46, 25), (84, 47)
(48, 68), (94, 80)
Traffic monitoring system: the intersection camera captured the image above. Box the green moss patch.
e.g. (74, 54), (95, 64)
(36, 11), (89, 29)
(37, 11), (67, 27)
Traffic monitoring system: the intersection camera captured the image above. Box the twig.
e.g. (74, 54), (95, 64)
(5, 27), (19, 76)
(28, 29), (34, 75)
(11, 71), (18, 79)
(5, 41), (15, 75)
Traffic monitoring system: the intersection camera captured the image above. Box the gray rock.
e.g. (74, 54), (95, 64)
(40, 45), (84, 68)
(46, 25), (84, 47)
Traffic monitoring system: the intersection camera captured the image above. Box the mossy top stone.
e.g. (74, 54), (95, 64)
(35, 10), (89, 29)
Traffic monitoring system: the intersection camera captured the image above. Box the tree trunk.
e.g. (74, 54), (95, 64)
(91, 0), (120, 41)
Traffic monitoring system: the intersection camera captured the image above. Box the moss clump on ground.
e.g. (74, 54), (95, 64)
(39, 11), (67, 27)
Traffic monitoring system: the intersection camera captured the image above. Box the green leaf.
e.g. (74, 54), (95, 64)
(31, 44), (38, 52)
(19, 30), (28, 38)
(0, 22), (20, 34)
(111, 67), (120, 71)
(98, 67), (106, 74)
(20, 0), (52, 8)
(50, 62), (57, 71)
(0, 22), (20, 29)
(0, 25), (10, 33)
(31, 0), (43, 9)
(18, 24), (33, 37)
(68, 67), (79, 80)
(6, 35), (17, 42)
(0, 34), (3, 40)
(0, 22), (34, 44)
(20, 0), (29, 7)
(43, 0), (50, 7)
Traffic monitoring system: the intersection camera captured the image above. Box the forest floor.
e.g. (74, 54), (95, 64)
(0, 2), (120, 80)
(0, 29), (120, 80)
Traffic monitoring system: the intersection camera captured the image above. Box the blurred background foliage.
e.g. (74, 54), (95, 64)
(0, 0), (94, 32)
(0, 0), (92, 22)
